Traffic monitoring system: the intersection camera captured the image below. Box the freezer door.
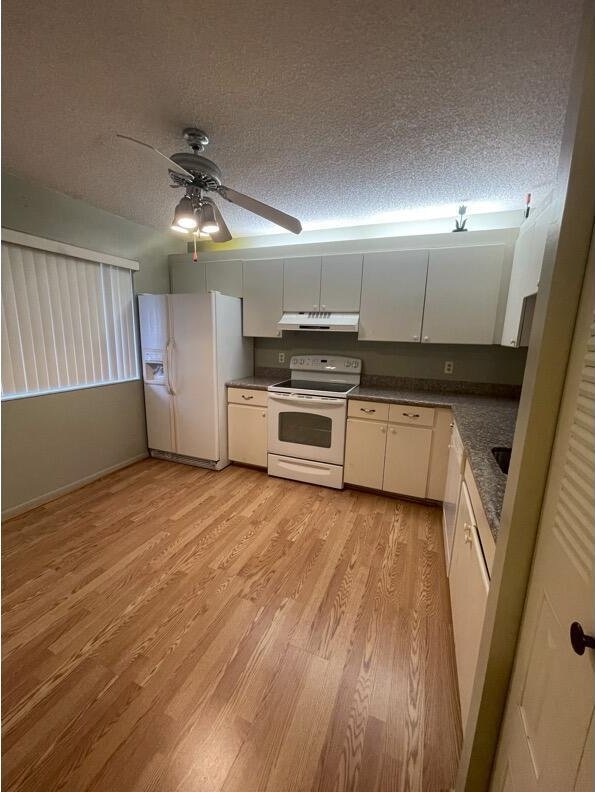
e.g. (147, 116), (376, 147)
(138, 294), (169, 351)
(144, 382), (174, 453)
(169, 293), (219, 461)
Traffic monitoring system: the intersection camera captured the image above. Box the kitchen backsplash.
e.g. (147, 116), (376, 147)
(254, 332), (527, 385)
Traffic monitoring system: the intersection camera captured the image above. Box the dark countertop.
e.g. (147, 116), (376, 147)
(227, 376), (280, 391)
(227, 377), (518, 541)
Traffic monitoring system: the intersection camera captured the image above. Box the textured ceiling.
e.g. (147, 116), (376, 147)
(2, 0), (583, 237)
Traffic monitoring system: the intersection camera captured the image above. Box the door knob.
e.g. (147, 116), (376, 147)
(570, 622), (595, 656)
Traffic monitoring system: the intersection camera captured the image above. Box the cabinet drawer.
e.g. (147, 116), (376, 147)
(348, 400), (389, 421)
(228, 388), (268, 407)
(388, 403), (435, 427)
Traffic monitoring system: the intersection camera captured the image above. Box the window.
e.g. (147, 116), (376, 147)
(1, 233), (139, 399)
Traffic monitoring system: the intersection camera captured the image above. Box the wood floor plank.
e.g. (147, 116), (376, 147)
(2, 459), (461, 791)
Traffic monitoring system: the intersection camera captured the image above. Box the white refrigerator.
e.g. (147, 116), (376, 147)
(138, 292), (253, 469)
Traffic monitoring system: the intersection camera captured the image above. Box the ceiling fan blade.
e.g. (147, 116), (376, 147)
(116, 134), (194, 180)
(217, 185), (302, 235)
(210, 204), (233, 243)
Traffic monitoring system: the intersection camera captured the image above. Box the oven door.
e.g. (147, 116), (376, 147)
(268, 393), (347, 464)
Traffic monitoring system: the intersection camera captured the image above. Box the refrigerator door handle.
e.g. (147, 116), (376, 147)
(166, 339), (176, 395)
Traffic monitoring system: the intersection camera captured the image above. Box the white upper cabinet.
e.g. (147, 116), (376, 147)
(422, 245), (505, 344)
(283, 256), (322, 311)
(243, 259), (283, 338)
(501, 202), (552, 347)
(320, 254), (363, 311)
(169, 254), (206, 294)
(358, 250), (428, 342)
(206, 259), (243, 298)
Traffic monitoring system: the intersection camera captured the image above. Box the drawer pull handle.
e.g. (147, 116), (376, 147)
(241, 395), (254, 400)
(402, 412), (420, 418)
(360, 408), (376, 413)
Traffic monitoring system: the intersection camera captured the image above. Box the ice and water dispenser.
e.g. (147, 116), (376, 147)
(143, 351), (167, 384)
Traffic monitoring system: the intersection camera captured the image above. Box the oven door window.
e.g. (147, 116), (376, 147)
(278, 411), (333, 448)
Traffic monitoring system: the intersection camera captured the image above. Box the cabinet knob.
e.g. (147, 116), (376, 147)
(262, 411), (266, 418)
(570, 622), (595, 656)
(390, 428), (396, 434)
(413, 334), (419, 340)
(449, 422), (455, 429)
(380, 425), (386, 433)
(510, 339), (517, 346)
(423, 336), (430, 342)
(321, 304), (327, 309)
(463, 522), (473, 544)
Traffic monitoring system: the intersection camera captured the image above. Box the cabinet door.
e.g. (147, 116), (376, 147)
(283, 256), (322, 311)
(320, 254), (363, 311)
(206, 259), (243, 298)
(448, 482), (489, 732)
(426, 407), (453, 501)
(344, 418), (387, 489)
(169, 255), (207, 294)
(383, 424), (432, 498)
(359, 250), (428, 342)
(243, 259), (283, 338)
(227, 403), (268, 467)
(501, 225), (535, 347)
(422, 245), (505, 344)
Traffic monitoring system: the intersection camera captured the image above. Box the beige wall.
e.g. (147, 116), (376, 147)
(1, 171), (184, 516)
(255, 334), (527, 384)
(2, 381), (147, 514)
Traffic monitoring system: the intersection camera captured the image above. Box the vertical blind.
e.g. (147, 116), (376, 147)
(1, 242), (139, 398)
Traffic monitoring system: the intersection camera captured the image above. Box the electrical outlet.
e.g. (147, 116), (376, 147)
(444, 361), (454, 375)
(278, 352), (286, 364)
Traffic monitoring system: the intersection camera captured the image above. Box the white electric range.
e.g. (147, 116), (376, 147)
(267, 355), (361, 488)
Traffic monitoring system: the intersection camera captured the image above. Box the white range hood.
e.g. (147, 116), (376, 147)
(277, 311), (359, 332)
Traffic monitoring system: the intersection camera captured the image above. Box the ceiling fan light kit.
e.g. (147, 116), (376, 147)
(117, 126), (302, 243)
(198, 200), (220, 234)
(171, 195), (198, 231)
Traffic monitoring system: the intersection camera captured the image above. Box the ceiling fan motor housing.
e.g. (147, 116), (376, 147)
(169, 153), (222, 190)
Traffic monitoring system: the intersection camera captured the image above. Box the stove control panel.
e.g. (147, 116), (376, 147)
(289, 355), (361, 374)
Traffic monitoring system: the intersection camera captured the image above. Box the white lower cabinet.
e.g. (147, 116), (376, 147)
(449, 479), (490, 733)
(344, 418), (387, 489)
(344, 400), (450, 499)
(383, 424), (432, 498)
(227, 401), (268, 467)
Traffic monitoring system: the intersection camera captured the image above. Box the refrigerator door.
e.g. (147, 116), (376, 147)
(144, 382), (175, 453)
(138, 294), (169, 351)
(169, 293), (219, 461)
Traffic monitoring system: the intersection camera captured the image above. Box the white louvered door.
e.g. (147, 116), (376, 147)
(490, 237), (595, 791)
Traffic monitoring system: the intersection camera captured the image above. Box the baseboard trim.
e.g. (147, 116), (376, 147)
(1, 452), (149, 520)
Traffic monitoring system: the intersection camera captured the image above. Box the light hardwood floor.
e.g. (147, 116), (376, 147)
(2, 459), (461, 792)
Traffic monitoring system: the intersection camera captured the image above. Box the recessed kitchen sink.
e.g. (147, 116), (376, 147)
(492, 447), (512, 475)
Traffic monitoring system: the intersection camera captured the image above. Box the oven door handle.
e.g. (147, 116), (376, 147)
(269, 393), (345, 406)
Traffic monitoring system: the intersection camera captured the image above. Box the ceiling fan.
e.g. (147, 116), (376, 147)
(116, 127), (302, 242)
